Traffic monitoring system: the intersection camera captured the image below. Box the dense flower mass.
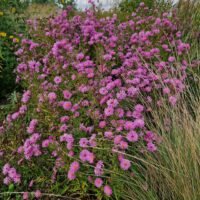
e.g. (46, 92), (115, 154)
(0, 3), (191, 197)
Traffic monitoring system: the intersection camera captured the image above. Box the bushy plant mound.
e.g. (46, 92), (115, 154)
(0, 3), (191, 199)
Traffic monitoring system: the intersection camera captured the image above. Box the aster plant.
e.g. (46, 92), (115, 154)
(0, 2), (192, 199)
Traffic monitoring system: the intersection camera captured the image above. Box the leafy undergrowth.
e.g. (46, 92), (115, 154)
(0, 0), (27, 100)
(0, 2), (199, 200)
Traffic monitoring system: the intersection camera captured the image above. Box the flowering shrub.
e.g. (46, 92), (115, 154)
(0, 3), (191, 198)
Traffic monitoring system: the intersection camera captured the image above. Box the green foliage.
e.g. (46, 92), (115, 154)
(0, 91), (20, 122)
(58, 0), (76, 9)
(32, 0), (50, 3)
(119, 0), (172, 13)
(119, 0), (155, 12)
(0, 0), (27, 100)
(0, 38), (18, 100)
(31, 0), (76, 7)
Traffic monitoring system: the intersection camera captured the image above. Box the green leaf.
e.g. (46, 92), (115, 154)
(8, 183), (15, 192)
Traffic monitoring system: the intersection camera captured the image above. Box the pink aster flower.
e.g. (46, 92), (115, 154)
(104, 107), (114, 117)
(120, 159), (131, 170)
(134, 119), (145, 128)
(94, 160), (104, 176)
(60, 116), (70, 123)
(27, 119), (38, 134)
(104, 131), (113, 139)
(17, 146), (24, 153)
(119, 141), (128, 150)
(48, 92), (57, 102)
(99, 87), (108, 95)
(81, 100), (89, 107)
(107, 99), (119, 108)
(124, 121), (135, 130)
(76, 53), (84, 60)
(94, 178), (103, 188)
(67, 142), (73, 150)
(114, 135), (123, 145)
(103, 54), (112, 61)
(127, 131), (138, 142)
(2, 163), (10, 175)
(34, 190), (42, 198)
(79, 138), (89, 148)
(29, 180), (34, 187)
(78, 85), (89, 93)
(59, 124), (68, 132)
(19, 105), (27, 114)
(11, 112), (20, 120)
(54, 76), (62, 84)
(68, 170), (76, 180)
(63, 90), (72, 99)
(168, 56), (175, 62)
(115, 108), (124, 118)
(21, 90), (31, 103)
(147, 142), (157, 152)
(79, 149), (94, 163)
(104, 185), (112, 196)
(99, 121), (106, 129)
(8, 167), (17, 178)
(106, 82), (115, 90)
(116, 90), (127, 100)
(163, 87), (170, 94)
(169, 96), (177, 106)
(87, 152), (95, 164)
(134, 104), (144, 112)
(3, 177), (11, 185)
(23, 192), (29, 200)
(127, 87), (139, 97)
(63, 101), (72, 111)
(70, 161), (80, 172)
(42, 139), (53, 148)
(13, 174), (21, 184)
(71, 74), (76, 80)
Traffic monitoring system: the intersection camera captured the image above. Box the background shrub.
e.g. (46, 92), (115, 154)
(118, 0), (172, 13)
(0, 0), (28, 101)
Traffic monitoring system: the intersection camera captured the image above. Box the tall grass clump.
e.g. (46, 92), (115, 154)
(0, 3), (196, 199)
(148, 96), (200, 200)
(122, 81), (200, 200)
(176, 0), (200, 44)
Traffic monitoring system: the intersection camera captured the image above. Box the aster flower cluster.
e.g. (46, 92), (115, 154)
(2, 164), (21, 185)
(0, 3), (192, 197)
